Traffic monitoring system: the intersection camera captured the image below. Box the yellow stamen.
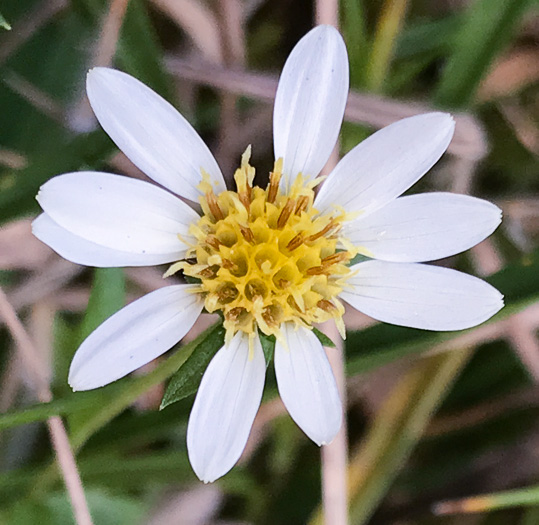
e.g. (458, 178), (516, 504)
(179, 148), (355, 341)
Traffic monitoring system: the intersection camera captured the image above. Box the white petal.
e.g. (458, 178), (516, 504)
(69, 285), (203, 390)
(187, 333), (266, 483)
(315, 113), (455, 216)
(37, 172), (198, 255)
(345, 193), (502, 263)
(274, 324), (342, 445)
(273, 25), (349, 189)
(341, 261), (504, 331)
(87, 67), (225, 201)
(32, 214), (184, 267)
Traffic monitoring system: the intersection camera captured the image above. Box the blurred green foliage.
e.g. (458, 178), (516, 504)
(0, 0), (538, 523)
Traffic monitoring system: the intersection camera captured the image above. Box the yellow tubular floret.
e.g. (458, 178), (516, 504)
(168, 148), (357, 342)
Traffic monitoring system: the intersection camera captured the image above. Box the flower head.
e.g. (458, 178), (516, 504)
(33, 25), (503, 483)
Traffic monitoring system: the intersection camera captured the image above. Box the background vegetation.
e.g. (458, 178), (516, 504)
(0, 0), (538, 523)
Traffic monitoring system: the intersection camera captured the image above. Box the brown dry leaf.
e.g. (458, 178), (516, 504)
(478, 48), (539, 102)
(499, 101), (539, 156)
(0, 218), (52, 270)
(151, 0), (223, 64)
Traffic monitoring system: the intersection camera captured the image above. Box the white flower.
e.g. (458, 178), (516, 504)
(33, 25), (503, 483)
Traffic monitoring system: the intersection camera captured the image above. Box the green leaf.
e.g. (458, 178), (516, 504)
(312, 327), (336, 348)
(364, 0), (410, 93)
(394, 14), (462, 60)
(0, 395), (98, 432)
(0, 11), (11, 30)
(259, 331), (276, 365)
(117, 0), (173, 98)
(3, 489), (144, 525)
(434, 0), (535, 108)
(160, 323), (225, 409)
(341, 0), (369, 88)
(77, 268), (126, 343)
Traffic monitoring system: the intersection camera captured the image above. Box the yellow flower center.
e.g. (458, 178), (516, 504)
(168, 148), (356, 345)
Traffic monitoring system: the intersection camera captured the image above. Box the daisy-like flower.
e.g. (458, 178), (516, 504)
(33, 25), (503, 483)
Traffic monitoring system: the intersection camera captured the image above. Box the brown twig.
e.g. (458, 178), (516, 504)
(215, 0), (245, 178)
(0, 287), (94, 525)
(164, 57), (488, 161)
(3, 70), (65, 124)
(313, 6), (349, 523)
(70, 0), (131, 133)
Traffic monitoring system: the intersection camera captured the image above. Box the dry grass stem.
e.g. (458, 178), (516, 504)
(3, 70), (65, 124)
(151, 0), (223, 63)
(7, 258), (82, 313)
(0, 147), (28, 170)
(70, 0), (130, 132)
(321, 320), (349, 525)
(0, 287), (94, 525)
(93, 0), (130, 68)
(164, 57), (488, 160)
(315, 6), (348, 515)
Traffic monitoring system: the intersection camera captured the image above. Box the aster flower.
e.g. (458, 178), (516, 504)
(33, 25), (503, 483)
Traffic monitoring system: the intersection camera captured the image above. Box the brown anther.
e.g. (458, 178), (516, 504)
(306, 218), (337, 242)
(306, 265), (327, 276)
(221, 258), (240, 272)
(288, 296), (302, 312)
(218, 285), (238, 302)
(267, 170), (281, 204)
(317, 299), (337, 312)
(295, 195), (309, 215)
(225, 306), (244, 321)
(262, 306), (279, 327)
(321, 252), (349, 267)
(206, 191), (225, 221)
(286, 232), (304, 251)
(277, 279), (290, 289)
(277, 199), (295, 229)
(239, 224), (254, 243)
(197, 265), (218, 279)
(239, 188), (251, 211)
(205, 235), (222, 250)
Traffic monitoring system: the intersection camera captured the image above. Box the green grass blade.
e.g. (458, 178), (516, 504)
(0, 11), (11, 30)
(78, 268), (125, 343)
(341, 0), (369, 88)
(434, 485), (539, 515)
(434, 0), (534, 108)
(347, 349), (472, 524)
(364, 0), (409, 92)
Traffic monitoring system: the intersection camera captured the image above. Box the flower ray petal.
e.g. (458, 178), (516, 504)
(32, 213), (186, 267)
(275, 323), (342, 445)
(187, 333), (266, 483)
(345, 193), (502, 262)
(69, 285), (204, 390)
(315, 113), (455, 217)
(341, 261), (504, 331)
(37, 172), (198, 255)
(273, 25), (349, 189)
(87, 67), (225, 201)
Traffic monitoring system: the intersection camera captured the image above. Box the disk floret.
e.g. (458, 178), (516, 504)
(172, 148), (355, 343)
